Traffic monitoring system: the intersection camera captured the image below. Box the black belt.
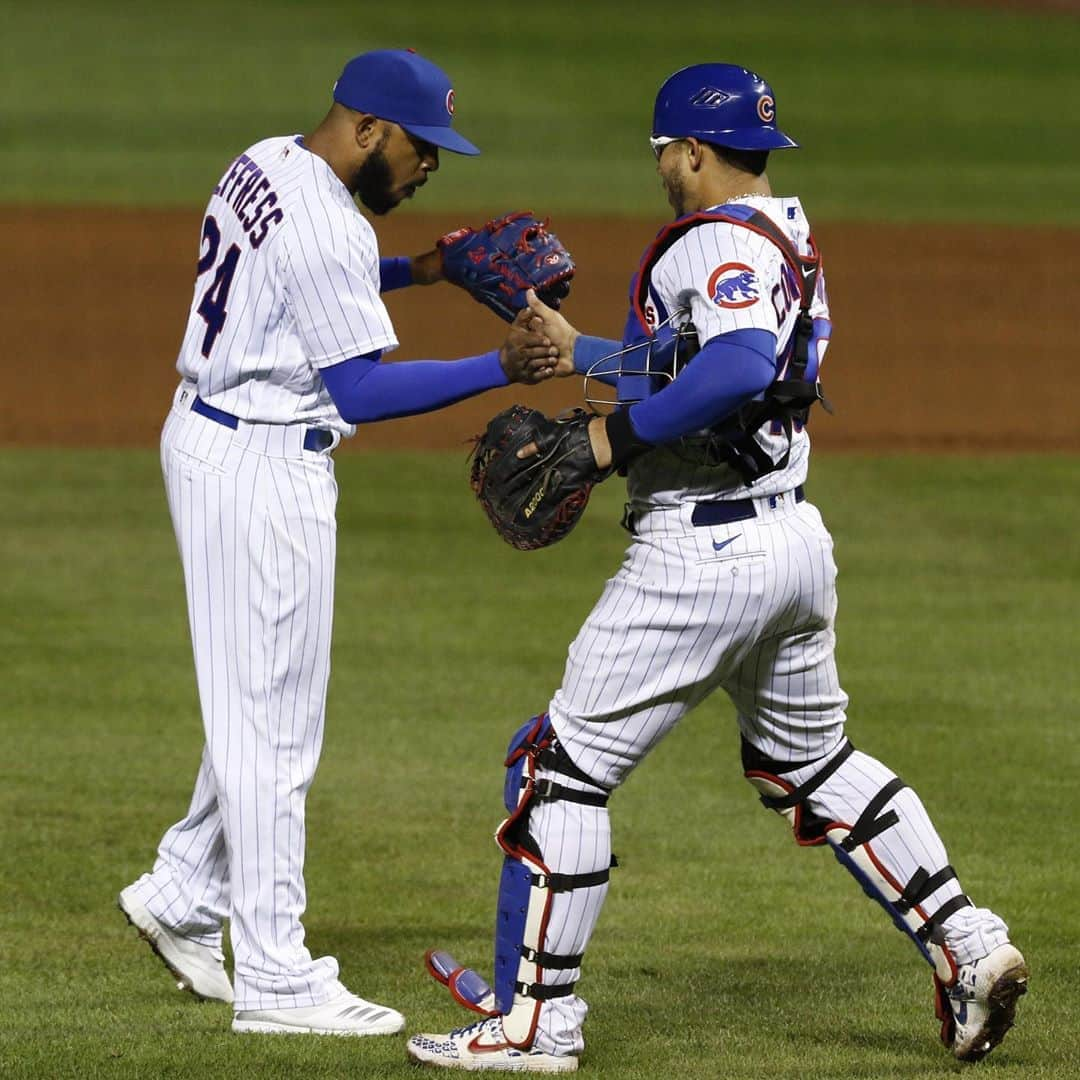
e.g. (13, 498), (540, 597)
(192, 396), (333, 453)
(691, 485), (805, 527)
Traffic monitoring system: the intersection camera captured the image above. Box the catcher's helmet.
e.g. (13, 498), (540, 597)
(652, 63), (798, 151)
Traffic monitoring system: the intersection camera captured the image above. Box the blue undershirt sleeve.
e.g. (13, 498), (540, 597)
(378, 256), (414, 293)
(321, 350), (508, 424)
(627, 328), (778, 444)
(572, 335), (622, 385)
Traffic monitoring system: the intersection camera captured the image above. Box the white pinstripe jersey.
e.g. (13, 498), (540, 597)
(175, 136), (398, 437)
(627, 196), (830, 507)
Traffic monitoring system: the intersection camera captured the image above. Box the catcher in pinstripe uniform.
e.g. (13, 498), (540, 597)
(408, 62), (1027, 1073)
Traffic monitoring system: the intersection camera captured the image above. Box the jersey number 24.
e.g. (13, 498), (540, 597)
(195, 215), (240, 358)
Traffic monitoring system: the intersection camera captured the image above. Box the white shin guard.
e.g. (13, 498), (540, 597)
(745, 738), (1008, 979)
(495, 734), (614, 1051)
(425, 716), (614, 1055)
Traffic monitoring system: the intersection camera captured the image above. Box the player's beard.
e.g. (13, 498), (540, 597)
(353, 134), (397, 216)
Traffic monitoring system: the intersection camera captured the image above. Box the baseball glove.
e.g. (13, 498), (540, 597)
(470, 405), (611, 550)
(438, 211), (574, 323)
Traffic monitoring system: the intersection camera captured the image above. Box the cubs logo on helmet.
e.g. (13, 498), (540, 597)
(708, 262), (760, 309)
(651, 63), (798, 151)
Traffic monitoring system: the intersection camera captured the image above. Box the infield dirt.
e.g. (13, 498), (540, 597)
(3, 208), (1073, 452)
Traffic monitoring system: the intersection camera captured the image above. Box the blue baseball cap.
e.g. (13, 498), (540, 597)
(332, 49), (480, 156)
(653, 63), (798, 151)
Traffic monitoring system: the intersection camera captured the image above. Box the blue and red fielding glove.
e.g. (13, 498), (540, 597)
(438, 211), (574, 323)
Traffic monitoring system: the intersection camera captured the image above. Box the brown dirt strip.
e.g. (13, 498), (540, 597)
(2, 207), (1074, 452)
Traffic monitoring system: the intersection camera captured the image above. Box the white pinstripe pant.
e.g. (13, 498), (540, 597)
(553, 494), (848, 784)
(126, 387), (344, 1010)
(530, 494), (1007, 1054)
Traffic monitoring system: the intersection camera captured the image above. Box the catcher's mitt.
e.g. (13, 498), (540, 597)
(438, 211), (574, 323)
(470, 405), (610, 550)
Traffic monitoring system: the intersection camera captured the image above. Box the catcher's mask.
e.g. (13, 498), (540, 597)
(583, 307), (699, 412)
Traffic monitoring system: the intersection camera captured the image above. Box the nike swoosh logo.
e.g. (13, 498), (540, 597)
(467, 1037), (520, 1054)
(712, 536), (738, 552)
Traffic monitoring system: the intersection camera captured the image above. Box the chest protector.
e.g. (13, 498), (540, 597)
(629, 204), (833, 485)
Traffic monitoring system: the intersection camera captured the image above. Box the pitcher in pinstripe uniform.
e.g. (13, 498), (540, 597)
(407, 63), (1027, 1072)
(118, 49), (560, 1038)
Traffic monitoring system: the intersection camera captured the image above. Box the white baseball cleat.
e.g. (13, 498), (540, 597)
(117, 886), (233, 1003)
(232, 989), (405, 1036)
(935, 942), (1029, 1062)
(407, 1016), (578, 1072)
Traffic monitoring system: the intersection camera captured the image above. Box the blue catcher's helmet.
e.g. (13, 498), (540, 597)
(652, 63), (798, 151)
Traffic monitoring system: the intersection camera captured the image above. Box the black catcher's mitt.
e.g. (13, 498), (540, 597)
(439, 211), (574, 323)
(470, 405), (611, 550)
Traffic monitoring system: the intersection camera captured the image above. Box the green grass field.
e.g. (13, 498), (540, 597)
(2, 449), (1078, 1078)
(4, 0), (1080, 221)
(3, 2), (1078, 1072)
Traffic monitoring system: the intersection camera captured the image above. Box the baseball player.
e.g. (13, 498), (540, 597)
(117, 48), (563, 1038)
(407, 64), (1028, 1071)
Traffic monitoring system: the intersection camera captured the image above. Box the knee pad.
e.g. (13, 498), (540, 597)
(744, 738), (971, 982)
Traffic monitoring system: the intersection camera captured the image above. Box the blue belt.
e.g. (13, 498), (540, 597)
(691, 485), (805, 526)
(192, 396), (334, 453)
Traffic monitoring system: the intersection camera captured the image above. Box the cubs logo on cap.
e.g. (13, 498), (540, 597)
(333, 49), (480, 156)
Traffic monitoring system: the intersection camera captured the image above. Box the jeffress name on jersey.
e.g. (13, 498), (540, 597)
(212, 152), (285, 249)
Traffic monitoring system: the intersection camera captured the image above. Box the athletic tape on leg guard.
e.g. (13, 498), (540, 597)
(745, 739), (972, 981)
(493, 713), (613, 1046)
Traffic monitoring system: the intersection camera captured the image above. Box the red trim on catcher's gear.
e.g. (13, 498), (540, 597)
(494, 733), (557, 1049)
(631, 210), (821, 334)
(449, 969), (498, 1017)
(505, 714), (551, 768)
(829, 820), (960, 985)
(749, 765), (961, 985)
(491, 847), (552, 1046)
(423, 949), (499, 1017)
(865, 846), (959, 984)
(425, 948), (451, 986)
(744, 769), (831, 847)
(934, 972), (957, 1048)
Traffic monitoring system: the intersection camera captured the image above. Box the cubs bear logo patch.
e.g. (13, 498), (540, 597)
(708, 262), (760, 309)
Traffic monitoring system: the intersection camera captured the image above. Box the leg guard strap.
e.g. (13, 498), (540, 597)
(531, 865), (613, 892)
(838, 776), (907, 851)
(916, 894), (973, 944)
(754, 739), (855, 812)
(536, 739), (610, 792)
(525, 778), (610, 807)
(896, 864), (959, 915)
(516, 980), (577, 1001)
(520, 947), (584, 969)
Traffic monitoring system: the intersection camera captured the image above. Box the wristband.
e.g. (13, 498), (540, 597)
(605, 408), (653, 469)
(378, 256), (413, 293)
